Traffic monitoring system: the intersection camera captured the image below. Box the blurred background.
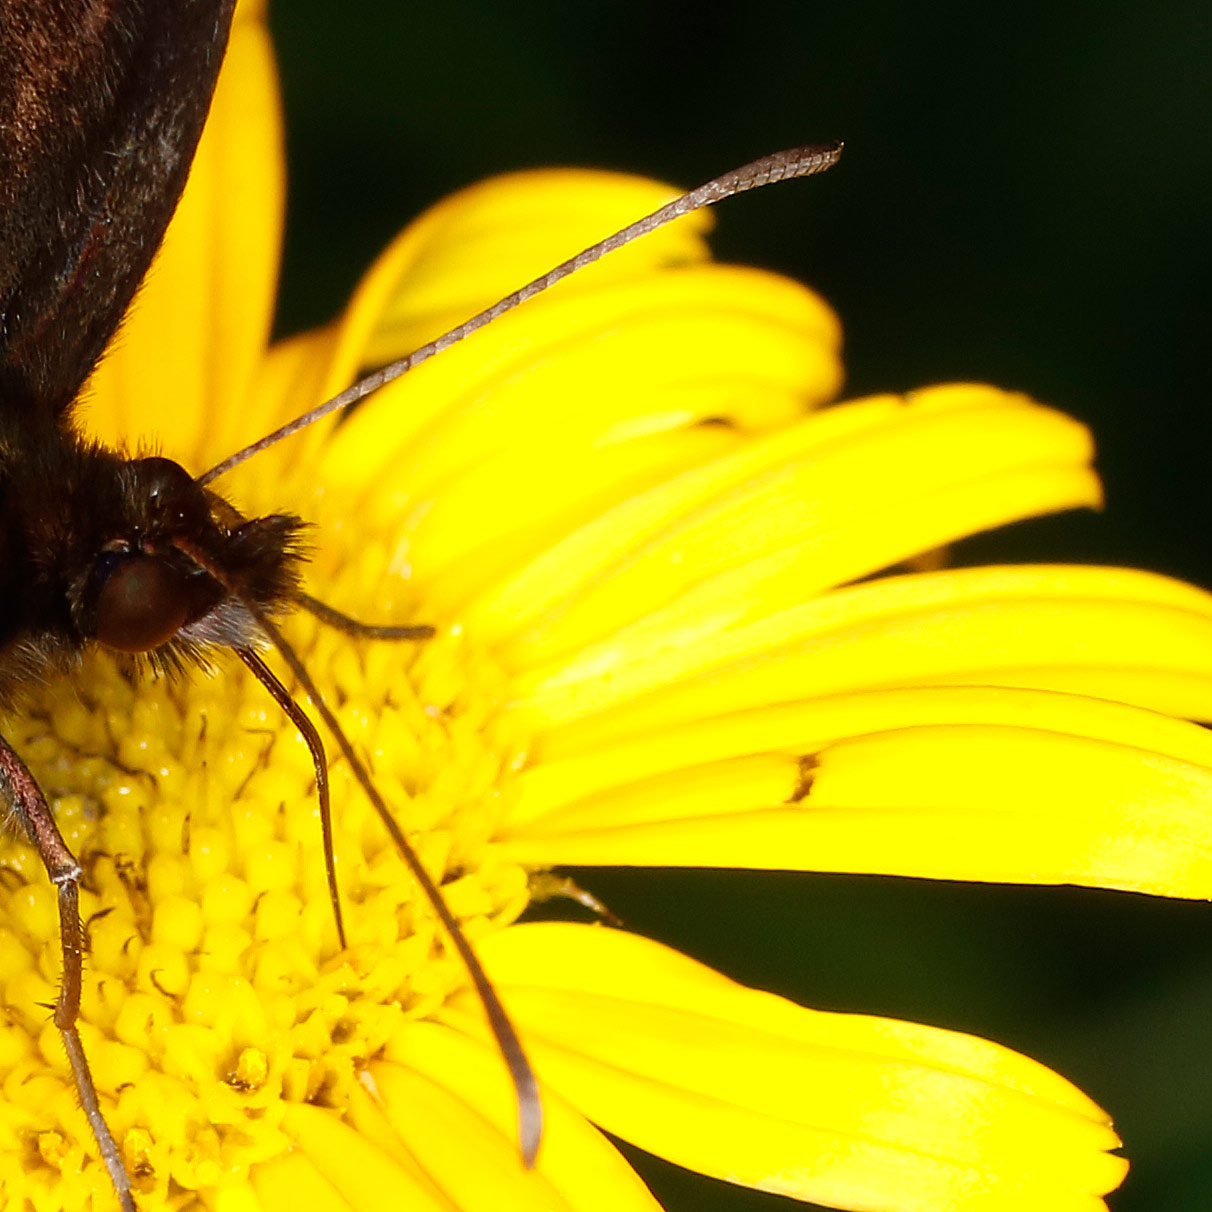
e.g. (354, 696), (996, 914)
(269, 2), (1212, 1208)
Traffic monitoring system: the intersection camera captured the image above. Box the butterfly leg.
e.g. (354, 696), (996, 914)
(0, 735), (135, 1212)
(296, 591), (435, 640)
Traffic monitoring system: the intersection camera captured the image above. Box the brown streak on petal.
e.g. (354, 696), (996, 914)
(787, 753), (820, 803)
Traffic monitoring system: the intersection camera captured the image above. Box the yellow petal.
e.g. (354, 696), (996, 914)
(509, 685), (1212, 824)
(250, 1149), (353, 1212)
(281, 1102), (452, 1212)
(512, 564), (1212, 751)
(497, 686), (1212, 897)
(371, 1028), (662, 1212)
(455, 924), (1125, 1212)
(218, 327), (343, 503)
(82, 1), (284, 464)
(274, 168), (748, 473)
(318, 265), (840, 520)
(214, 1179), (270, 1212)
(389, 425), (747, 600)
(336, 168), (719, 383)
(479, 385), (1094, 668)
(340, 1081), (461, 1210)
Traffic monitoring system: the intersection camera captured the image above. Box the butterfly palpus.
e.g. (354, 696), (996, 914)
(0, 2), (840, 1206)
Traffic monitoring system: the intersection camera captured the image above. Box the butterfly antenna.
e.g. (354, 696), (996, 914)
(199, 141), (842, 485)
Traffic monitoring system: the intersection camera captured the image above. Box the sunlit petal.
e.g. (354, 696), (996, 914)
(513, 564), (1212, 751)
(82, 0), (284, 462)
(454, 925), (1126, 1212)
(500, 685), (1212, 896)
(370, 1029), (663, 1212)
(473, 386), (1096, 664)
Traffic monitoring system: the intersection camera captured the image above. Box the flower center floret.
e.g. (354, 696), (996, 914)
(0, 545), (530, 1207)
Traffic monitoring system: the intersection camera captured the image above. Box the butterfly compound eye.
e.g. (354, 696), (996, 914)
(94, 555), (190, 652)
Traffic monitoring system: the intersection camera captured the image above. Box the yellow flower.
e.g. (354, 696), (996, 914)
(4, 4), (1212, 1210)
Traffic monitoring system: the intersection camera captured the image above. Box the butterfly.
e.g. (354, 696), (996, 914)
(0, 3), (840, 1207)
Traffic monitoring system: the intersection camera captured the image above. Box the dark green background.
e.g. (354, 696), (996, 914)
(268, 3), (1212, 1209)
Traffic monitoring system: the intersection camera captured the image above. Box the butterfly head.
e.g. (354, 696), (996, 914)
(67, 453), (306, 664)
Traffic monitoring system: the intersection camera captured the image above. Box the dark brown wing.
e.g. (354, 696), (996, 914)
(0, 0), (237, 419)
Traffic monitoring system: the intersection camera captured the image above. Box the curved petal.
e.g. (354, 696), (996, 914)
(325, 168), (719, 397)
(473, 385), (1096, 663)
(372, 1029), (663, 1212)
(278, 1101), (455, 1212)
(509, 564), (1212, 749)
(214, 1181), (271, 1212)
(276, 168), (796, 476)
(318, 265), (840, 521)
(508, 684), (1212, 823)
(452, 924), (1126, 1212)
(219, 326), (344, 508)
(82, 0), (284, 465)
(248, 1150), (364, 1212)
(497, 686), (1212, 897)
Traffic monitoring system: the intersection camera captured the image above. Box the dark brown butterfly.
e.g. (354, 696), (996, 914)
(0, 2), (841, 1208)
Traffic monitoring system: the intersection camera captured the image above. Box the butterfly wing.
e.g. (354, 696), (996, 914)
(0, 0), (237, 419)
